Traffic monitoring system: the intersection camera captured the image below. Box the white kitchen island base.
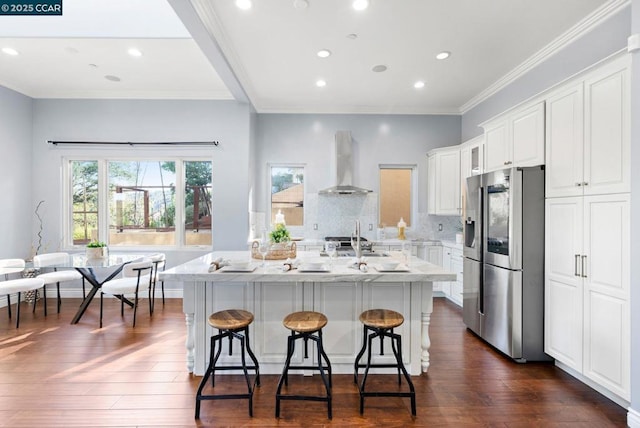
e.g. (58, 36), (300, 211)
(161, 251), (455, 377)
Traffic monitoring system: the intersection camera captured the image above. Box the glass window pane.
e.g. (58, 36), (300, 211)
(379, 168), (411, 227)
(108, 161), (176, 246)
(71, 160), (99, 245)
(184, 161), (212, 246)
(271, 166), (304, 226)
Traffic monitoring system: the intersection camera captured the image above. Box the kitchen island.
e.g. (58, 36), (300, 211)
(160, 251), (455, 376)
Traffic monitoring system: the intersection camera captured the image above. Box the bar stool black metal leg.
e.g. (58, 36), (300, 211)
(275, 334), (296, 418)
(243, 326), (261, 387)
(316, 331), (332, 419)
(390, 328), (402, 384)
(354, 324), (368, 384)
(391, 332), (416, 416)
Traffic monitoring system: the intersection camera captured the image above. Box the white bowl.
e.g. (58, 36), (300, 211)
(302, 262), (325, 270)
(379, 261), (400, 271)
(228, 261), (251, 270)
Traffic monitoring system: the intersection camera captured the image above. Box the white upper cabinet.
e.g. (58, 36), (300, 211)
(460, 135), (484, 180)
(427, 147), (460, 216)
(545, 83), (584, 197)
(583, 59), (630, 196)
(511, 102), (545, 167)
(483, 101), (545, 172)
(545, 55), (630, 198)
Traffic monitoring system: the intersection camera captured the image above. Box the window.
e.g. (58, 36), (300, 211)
(270, 166), (304, 226)
(67, 158), (211, 248)
(379, 166), (413, 227)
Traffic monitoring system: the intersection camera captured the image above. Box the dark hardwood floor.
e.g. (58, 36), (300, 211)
(0, 296), (627, 427)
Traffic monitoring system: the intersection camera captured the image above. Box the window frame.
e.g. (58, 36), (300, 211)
(267, 163), (306, 232)
(62, 155), (211, 251)
(378, 164), (417, 228)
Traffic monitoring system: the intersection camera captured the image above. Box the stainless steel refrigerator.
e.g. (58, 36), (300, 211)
(462, 166), (550, 362)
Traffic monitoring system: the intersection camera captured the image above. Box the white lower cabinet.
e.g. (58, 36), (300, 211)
(439, 244), (463, 306)
(545, 194), (630, 401)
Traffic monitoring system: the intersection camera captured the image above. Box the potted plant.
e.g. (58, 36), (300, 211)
(86, 240), (108, 259)
(269, 223), (291, 246)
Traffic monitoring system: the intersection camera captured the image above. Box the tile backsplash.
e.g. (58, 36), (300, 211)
(251, 192), (460, 242)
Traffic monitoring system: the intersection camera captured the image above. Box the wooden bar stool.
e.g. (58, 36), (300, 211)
(195, 309), (260, 419)
(354, 309), (416, 416)
(275, 311), (332, 419)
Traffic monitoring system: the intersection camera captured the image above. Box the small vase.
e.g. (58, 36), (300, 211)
(86, 246), (108, 259)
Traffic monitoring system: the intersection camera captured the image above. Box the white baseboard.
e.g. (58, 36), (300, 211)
(629, 407), (640, 428)
(555, 361), (629, 409)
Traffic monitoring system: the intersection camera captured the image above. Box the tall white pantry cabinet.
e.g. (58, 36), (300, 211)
(544, 55), (630, 403)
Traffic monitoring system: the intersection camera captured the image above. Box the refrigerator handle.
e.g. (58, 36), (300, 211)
(574, 254), (580, 276)
(581, 255), (587, 278)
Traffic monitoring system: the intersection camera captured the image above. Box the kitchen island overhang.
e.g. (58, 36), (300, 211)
(160, 251), (456, 377)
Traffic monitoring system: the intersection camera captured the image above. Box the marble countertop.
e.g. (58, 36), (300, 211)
(160, 251), (456, 283)
(276, 238), (443, 246)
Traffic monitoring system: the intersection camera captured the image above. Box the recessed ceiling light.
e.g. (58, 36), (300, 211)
(235, 0), (252, 10)
(128, 48), (143, 57)
(372, 64), (387, 73)
(352, 0), (369, 11)
(104, 75), (121, 82)
(293, 0), (308, 9)
(1, 47), (19, 56)
(436, 51), (451, 60)
(346, 33), (358, 40)
(316, 79), (327, 88)
(317, 49), (331, 58)
(88, 63), (98, 68)
(414, 81), (425, 89)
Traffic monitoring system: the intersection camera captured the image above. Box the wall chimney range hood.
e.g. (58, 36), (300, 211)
(319, 131), (372, 195)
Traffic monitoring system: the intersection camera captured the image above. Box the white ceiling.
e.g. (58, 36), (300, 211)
(0, 0), (621, 113)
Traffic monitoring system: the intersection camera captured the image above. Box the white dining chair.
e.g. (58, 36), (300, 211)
(33, 252), (85, 316)
(0, 258), (45, 328)
(100, 259), (153, 328)
(149, 253), (166, 308)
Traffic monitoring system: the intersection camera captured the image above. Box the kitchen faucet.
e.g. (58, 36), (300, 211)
(351, 220), (362, 258)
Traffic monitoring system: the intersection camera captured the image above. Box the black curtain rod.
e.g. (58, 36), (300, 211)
(48, 140), (219, 147)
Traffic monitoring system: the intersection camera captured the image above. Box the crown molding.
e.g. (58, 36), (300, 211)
(459, 0), (630, 114)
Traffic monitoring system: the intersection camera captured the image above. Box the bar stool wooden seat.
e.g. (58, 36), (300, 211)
(195, 309), (260, 419)
(275, 311), (332, 419)
(354, 309), (416, 416)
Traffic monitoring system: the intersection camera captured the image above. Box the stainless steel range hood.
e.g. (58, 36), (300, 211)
(319, 131), (372, 195)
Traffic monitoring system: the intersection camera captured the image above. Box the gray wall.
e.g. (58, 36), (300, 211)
(30, 99), (253, 262)
(0, 86), (33, 259)
(461, 4), (631, 141)
(254, 113), (461, 216)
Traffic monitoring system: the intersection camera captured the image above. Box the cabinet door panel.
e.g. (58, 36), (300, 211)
(484, 122), (508, 172)
(545, 278), (582, 370)
(544, 198), (583, 370)
(427, 155), (437, 215)
(545, 84), (584, 198)
(511, 102), (545, 167)
(314, 282), (360, 364)
(435, 149), (461, 215)
(583, 194), (629, 299)
(584, 66), (630, 195)
(583, 290), (629, 400)
(545, 198), (582, 284)
(255, 282), (304, 363)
